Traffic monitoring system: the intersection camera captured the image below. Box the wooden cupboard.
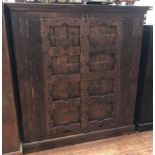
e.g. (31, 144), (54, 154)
(4, 3), (149, 153)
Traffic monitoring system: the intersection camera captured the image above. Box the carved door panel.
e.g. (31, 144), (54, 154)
(41, 18), (82, 137)
(84, 17), (123, 131)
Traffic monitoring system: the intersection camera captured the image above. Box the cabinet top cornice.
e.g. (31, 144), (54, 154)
(4, 3), (151, 14)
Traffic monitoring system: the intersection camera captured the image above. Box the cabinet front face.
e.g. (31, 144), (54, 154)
(12, 13), (125, 142)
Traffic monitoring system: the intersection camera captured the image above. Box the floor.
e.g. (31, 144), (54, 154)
(28, 131), (153, 155)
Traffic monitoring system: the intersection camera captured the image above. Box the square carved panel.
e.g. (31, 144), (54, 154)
(88, 98), (113, 121)
(53, 105), (80, 126)
(48, 55), (80, 75)
(51, 81), (80, 101)
(89, 24), (116, 46)
(89, 53), (115, 72)
(89, 79), (114, 96)
(89, 24), (117, 54)
(49, 24), (80, 48)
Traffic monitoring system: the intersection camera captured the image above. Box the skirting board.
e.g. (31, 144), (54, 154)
(23, 125), (135, 154)
(135, 122), (153, 132)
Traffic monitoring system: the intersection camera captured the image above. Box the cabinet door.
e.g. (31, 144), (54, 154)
(83, 17), (124, 131)
(12, 16), (85, 142)
(40, 18), (83, 137)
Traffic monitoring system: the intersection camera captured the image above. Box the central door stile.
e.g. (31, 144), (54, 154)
(80, 16), (90, 130)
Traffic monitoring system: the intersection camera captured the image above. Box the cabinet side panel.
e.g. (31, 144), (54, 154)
(119, 15), (144, 125)
(11, 16), (47, 142)
(2, 9), (21, 154)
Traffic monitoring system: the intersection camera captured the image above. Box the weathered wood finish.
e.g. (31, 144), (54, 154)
(2, 6), (22, 155)
(4, 3), (149, 153)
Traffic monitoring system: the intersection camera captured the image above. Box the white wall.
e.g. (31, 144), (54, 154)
(3, 0), (15, 2)
(135, 0), (154, 25)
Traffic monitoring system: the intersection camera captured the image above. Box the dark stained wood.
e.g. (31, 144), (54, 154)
(118, 15), (145, 126)
(135, 25), (153, 131)
(23, 125), (134, 154)
(4, 3), (149, 153)
(5, 3), (150, 13)
(2, 6), (22, 155)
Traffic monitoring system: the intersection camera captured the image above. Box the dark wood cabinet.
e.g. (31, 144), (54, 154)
(4, 3), (149, 153)
(134, 25), (153, 131)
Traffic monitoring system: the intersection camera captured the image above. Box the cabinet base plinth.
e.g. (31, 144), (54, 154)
(23, 125), (135, 154)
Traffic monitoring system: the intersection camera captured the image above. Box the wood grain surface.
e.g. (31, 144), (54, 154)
(2, 6), (21, 154)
